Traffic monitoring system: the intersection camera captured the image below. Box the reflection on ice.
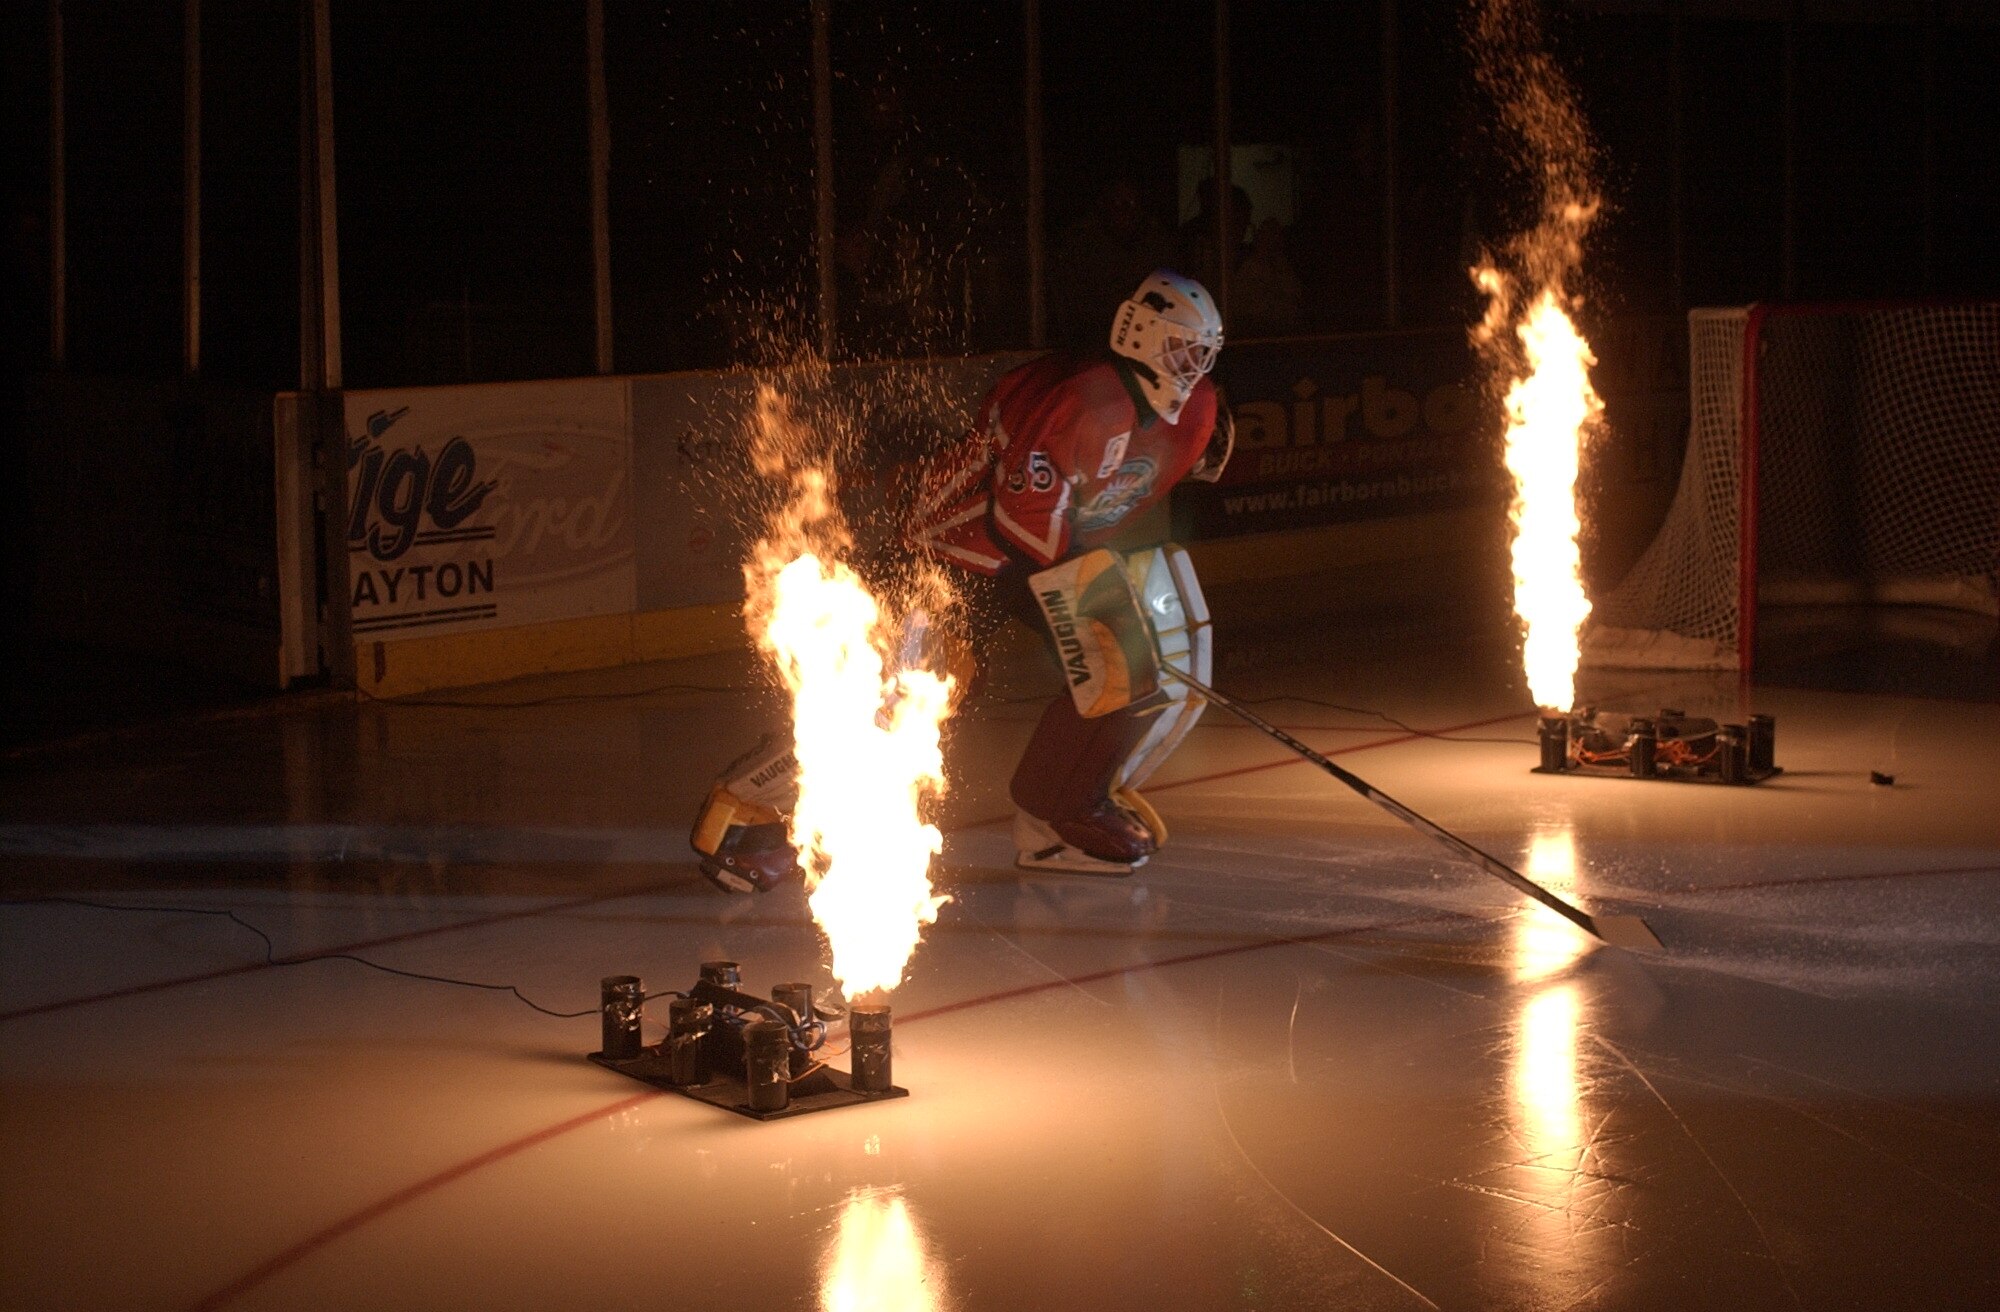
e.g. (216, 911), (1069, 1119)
(1502, 821), (1615, 1289)
(1509, 976), (1607, 1287)
(1510, 828), (1587, 1158)
(1512, 828), (1591, 983)
(821, 1187), (947, 1312)
(1514, 983), (1582, 1154)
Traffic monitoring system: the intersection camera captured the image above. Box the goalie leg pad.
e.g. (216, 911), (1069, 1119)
(1009, 693), (1158, 852)
(1027, 548), (1167, 719)
(1011, 545), (1208, 864)
(1117, 545), (1212, 791)
(690, 735), (802, 894)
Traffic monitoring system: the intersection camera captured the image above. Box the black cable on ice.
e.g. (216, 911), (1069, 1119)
(1, 896), (600, 1018)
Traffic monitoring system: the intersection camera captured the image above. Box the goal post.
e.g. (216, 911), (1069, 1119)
(1583, 300), (2000, 675)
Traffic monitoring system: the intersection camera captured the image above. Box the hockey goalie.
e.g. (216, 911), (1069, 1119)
(693, 270), (1232, 891)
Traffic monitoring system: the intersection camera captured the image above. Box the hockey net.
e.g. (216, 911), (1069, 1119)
(1584, 301), (2000, 672)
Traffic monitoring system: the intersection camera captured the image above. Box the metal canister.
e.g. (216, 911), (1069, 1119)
(1719, 723), (1747, 784)
(772, 983), (816, 1078)
(850, 1004), (893, 1094)
(1537, 716), (1569, 772)
(698, 960), (742, 989)
(772, 982), (813, 1026)
(1749, 713), (1776, 774)
(1628, 718), (1657, 779)
(667, 997), (712, 1086)
(744, 1020), (791, 1113)
(600, 975), (645, 1060)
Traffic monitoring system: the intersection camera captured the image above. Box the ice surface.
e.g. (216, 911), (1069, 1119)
(3, 629), (1997, 1310)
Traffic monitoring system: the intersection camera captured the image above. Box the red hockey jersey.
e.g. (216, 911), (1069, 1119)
(910, 353), (1218, 576)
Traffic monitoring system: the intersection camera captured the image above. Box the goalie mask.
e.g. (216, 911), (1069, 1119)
(1109, 270), (1224, 425)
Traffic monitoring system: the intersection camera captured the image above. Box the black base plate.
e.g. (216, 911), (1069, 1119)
(1534, 763), (1783, 786)
(589, 1050), (908, 1121)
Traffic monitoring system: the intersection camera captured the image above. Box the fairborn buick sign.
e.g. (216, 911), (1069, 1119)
(343, 380), (637, 640)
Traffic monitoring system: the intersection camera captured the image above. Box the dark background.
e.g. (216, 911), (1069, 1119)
(1, 0), (1996, 745)
(6, 0), (1998, 389)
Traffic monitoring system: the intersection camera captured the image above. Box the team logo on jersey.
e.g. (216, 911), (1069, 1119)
(1075, 456), (1159, 533)
(1095, 431), (1131, 479)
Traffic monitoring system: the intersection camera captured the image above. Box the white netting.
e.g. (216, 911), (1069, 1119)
(1585, 302), (2000, 671)
(1585, 308), (1750, 668)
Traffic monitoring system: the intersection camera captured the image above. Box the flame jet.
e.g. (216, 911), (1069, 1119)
(1468, 0), (1607, 713)
(742, 383), (953, 999)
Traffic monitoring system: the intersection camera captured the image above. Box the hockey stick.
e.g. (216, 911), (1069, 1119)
(1163, 669), (1664, 952)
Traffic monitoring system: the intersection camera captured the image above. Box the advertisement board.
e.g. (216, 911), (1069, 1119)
(342, 379), (636, 640)
(630, 370), (766, 614)
(1183, 330), (1505, 539)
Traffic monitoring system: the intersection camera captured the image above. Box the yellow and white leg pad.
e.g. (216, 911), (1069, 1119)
(1013, 809), (1145, 876)
(690, 735), (803, 893)
(1117, 545), (1212, 792)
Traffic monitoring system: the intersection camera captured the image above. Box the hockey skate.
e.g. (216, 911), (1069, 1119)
(1013, 798), (1159, 876)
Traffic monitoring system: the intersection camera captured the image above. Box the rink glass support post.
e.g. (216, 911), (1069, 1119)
(584, 0), (613, 374)
(810, 0), (835, 359)
(49, 0), (67, 369)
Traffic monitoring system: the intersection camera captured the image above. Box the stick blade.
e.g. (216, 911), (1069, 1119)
(1591, 914), (1665, 953)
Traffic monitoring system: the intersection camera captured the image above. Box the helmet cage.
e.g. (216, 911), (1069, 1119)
(1157, 330), (1221, 388)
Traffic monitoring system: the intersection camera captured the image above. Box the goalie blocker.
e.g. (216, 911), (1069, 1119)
(689, 545), (1212, 891)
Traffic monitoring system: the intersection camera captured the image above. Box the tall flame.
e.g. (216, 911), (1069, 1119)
(1470, 0), (1605, 713)
(1494, 289), (1601, 710)
(745, 384), (951, 998)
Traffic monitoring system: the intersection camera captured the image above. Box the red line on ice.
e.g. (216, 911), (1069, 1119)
(183, 1092), (663, 1312)
(178, 711), (1522, 1310)
(8, 711), (1525, 1023)
(185, 908), (1463, 1311)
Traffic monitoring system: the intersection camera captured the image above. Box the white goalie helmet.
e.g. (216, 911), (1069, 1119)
(1109, 270), (1224, 424)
